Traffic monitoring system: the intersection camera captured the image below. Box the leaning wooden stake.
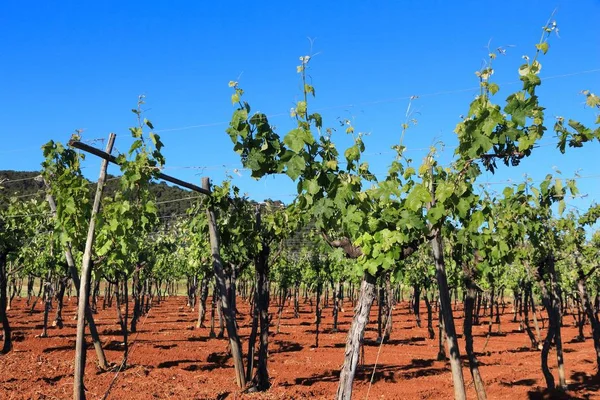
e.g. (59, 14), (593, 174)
(431, 232), (466, 400)
(428, 166), (466, 400)
(73, 133), (115, 400)
(45, 186), (109, 370)
(202, 177), (246, 389)
(253, 208), (271, 390)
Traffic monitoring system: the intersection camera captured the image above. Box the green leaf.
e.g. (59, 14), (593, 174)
(405, 184), (431, 212)
(144, 118), (154, 130)
(64, 198), (76, 215)
(325, 159), (338, 170)
(283, 128), (313, 153)
(304, 84), (315, 97)
(535, 42), (549, 55)
(344, 145), (360, 163)
(456, 198), (471, 218)
(145, 201), (157, 214)
(129, 127), (143, 138)
(584, 92), (600, 108)
(285, 154), (305, 180)
(97, 240), (112, 256)
(518, 134), (535, 151)
(558, 200), (565, 215)
(505, 97), (527, 127)
(296, 101), (307, 116)
(109, 219), (119, 232)
(309, 113), (322, 129)
(366, 260), (379, 276)
(521, 74), (541, 93)
(427, 204), (444, 224)
(470, 210), (484, 230)
(306, 179), (320, 195)
(435, 182), (454, 203)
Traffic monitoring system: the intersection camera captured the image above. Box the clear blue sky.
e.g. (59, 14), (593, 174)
(1, 1), (599, 212)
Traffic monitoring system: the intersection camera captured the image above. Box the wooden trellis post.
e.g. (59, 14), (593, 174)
(69, 138), (246, 398)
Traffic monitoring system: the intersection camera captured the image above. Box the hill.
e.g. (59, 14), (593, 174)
(0, 170), (197, 217)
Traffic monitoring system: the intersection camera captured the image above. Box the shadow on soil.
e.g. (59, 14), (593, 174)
(364, 337), (425, 346)
(206, 352), (232, 364)
(473, 331), (507, 338)
(187, 336), (207, 342)
(271, 340), (303, 354)
(323, 342), (346, 349)
(12, 332), (26, 342)
(289, 359), (446, 386)
(504, 346), (538, 354)
(153, 344), (177, 350)
(102, 328), (125, 335)
(568, 372), (600, 393)
(527, 372), (600, 400)
(398, 358), (435, 370)
(501, 378), (538, 387)
(42, 344), (75, 353)
(157, 359), (198, 368)
(320, 328), (346, 334)
(37, 375), (68, 385)
(105, 340), (125, 351)
(155, 359), (219, 372)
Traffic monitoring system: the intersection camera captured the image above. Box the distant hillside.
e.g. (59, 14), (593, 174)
(0, 170), (198, 217)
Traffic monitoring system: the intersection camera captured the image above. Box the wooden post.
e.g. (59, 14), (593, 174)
(68, 140), (210, 195)
(202, 177), (246, 389)
(68, 137), (216, 392)
(254, 207), (270, 389)
(427, 166), (466, 400)
(73, 133), (115, 400)
(45, 186), (109, 370)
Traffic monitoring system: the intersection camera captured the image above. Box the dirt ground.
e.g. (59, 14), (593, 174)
(1, 295), (599, 399)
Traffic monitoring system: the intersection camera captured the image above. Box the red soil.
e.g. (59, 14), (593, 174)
(1, 296), (599, 399)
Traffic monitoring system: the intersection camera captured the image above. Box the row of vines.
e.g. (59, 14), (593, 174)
(0, 19), (599, 400)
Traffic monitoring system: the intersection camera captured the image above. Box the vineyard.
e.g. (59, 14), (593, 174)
(1, 18), (600, 400)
